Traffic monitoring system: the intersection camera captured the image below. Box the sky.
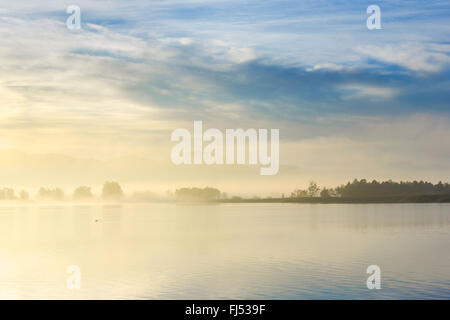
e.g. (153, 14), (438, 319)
(0, 0), (450, 196)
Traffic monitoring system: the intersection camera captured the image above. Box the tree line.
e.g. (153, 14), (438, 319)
(174, 187), (223, 201)
(0, 181), (124, 201)
(2, 179), (449, 201)
(0, 183), (222, 202)
(291, 179), (450, 198)
(0, 188), (29, 200)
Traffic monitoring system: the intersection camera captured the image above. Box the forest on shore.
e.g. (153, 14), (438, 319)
(1, 179), (450, 203)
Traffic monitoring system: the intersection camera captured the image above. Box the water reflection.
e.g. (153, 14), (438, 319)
(0, 203), (449, 299)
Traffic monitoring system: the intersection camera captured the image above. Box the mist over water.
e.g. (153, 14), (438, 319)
(0, 203), (449, 299)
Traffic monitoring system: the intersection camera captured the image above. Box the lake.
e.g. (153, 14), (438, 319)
(0, 203), (449, 299)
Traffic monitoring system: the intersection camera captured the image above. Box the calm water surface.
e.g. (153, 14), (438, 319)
(0, 203), (449, 299)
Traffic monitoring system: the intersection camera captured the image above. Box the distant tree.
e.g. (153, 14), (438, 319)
(307, 181), (320, 197)
(435, 181), (444, 194)
(102, 181), (123, 200)
(203, 187), (221, 200)
(38, 187), (64, 201)
(175, 187), (221, 202)
(73, 186), (93, 201)
(0, 188), (15, 200)
(291, 189), (308, 198)
(19, 190), (29, 201)
(290, 179), (450, 199)
(320, 188), (332, 198)
(334, 179), (450, 198)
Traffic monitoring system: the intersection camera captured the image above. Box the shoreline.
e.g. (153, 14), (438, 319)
(218, 194), (450, 204)
(1, 194), (450, 205)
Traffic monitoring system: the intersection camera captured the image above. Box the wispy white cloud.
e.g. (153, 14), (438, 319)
(306, 63), (349, 72)
(339, 84), (398, 99)
(357, 43), (450, 72)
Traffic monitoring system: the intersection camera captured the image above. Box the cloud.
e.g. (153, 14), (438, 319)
(306, 63), (349, 72)
(226, 47), (257, 63)
(357, 43), (450, 73)
(0, 0), (449, 189)
(339, 84), (397, 99)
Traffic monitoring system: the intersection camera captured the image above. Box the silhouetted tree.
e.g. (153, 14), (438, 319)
(307, 181), (320, 197)
(175, 187), (221, 201)
(38, 187), (64, 200)
(19, 190), (29, 201)
(334, 179), (450, 198)
(320, 188), (332, 198)
(102, 181), (123, 200)
(291, 189), (307, 198)
(73, 186), (93, 200)
(0, 188), (15, 200)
